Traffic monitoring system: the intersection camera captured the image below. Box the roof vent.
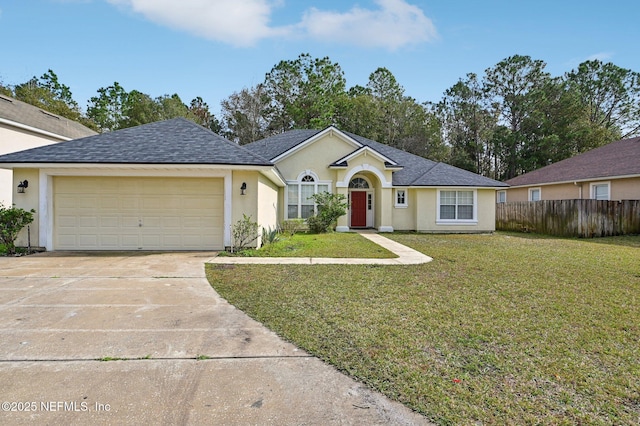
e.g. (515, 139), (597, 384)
(0, 94), (14, 103)
(40, 110), (61, 120)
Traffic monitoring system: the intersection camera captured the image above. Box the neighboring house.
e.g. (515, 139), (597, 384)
(0, 118), (507, 251)
(0, 94), (97, 206)
(499, 137), (640, 203)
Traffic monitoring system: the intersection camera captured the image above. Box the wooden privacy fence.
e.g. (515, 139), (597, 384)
(496, 199), (640, 237)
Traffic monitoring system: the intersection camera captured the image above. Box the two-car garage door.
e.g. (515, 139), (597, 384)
(54, 176), (224, 250)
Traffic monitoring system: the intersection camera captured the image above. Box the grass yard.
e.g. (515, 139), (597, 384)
(219, 231), (397, 258)
(206, 232), (640, 425)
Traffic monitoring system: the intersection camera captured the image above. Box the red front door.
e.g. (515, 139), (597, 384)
(351, 192), (367, 227)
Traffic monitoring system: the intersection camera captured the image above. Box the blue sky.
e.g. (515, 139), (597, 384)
(1, 0), (639, 117)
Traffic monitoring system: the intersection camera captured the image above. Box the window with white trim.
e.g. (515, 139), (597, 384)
(395, 189), (407, 207)
(497, 190), (506, 203)
(591, 182), (610, 200)
(438, 190), (476, 222)
(287, 174), (329, 219)
(529, 188), (541, 202)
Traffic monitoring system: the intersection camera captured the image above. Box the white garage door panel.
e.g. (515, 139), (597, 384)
(54, 177), (224, 250)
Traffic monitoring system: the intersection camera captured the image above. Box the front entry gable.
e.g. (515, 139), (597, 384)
(329, 146), (399, 189)
(329, 145), (401, 170)
(273, 128), (362, 183)
(271, 126), (362, 163)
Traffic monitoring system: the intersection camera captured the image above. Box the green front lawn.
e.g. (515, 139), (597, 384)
(206, 233), (640, 425)
(220, 232), (397, 258)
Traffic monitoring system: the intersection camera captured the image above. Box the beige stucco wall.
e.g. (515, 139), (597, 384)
(230, 170), (280, 247)
(504, 177), (640, 202)
(276, 134), (354, 181)
(414, 188), (496, 232)
(0, 125), (63, 206)
(391, 188), (415, 231)
(231, 170), (260, 247)
(611, 177), (640, 200)
(504, 183), (580, 202)
(257, 174), (279, 242)
(11, 168), (41, 247)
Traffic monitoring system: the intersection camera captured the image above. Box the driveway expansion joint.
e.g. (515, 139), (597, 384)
(0, 355), (315, 363)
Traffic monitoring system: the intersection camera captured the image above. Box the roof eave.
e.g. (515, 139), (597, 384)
(506, 173), (640, 188)
(0, 162), (275, 170)
(405, 184), (509, 189)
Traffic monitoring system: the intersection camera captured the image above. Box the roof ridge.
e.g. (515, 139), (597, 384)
(407, 161), (442, 185)
(156, 118), (275, 164)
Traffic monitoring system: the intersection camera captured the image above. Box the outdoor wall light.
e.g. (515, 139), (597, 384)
(17, 180), (28, 194)
(240, 182), (247, 195)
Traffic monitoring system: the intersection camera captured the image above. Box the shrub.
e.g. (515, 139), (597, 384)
(231, 214), (259, 252)
(308, 192), (348, 233)
(0, 204), (35, 255)
(281, 219), (305, 236)
(261, 226), (280, 245)
(306, 215), (326, 233)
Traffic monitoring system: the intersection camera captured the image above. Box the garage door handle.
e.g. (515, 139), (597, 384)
(139, 220), (143, 227)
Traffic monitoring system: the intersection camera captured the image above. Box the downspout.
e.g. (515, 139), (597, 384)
(574, 181), (582, 199)
(575, 182), (583, 236)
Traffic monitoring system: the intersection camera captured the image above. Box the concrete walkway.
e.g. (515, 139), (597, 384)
(208, 231), (433, 265)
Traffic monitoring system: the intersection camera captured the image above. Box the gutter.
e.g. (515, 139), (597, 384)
(0, 117), (71, 141)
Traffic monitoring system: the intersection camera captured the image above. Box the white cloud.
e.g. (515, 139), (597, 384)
(299, 0), (438, 50)
(107, 0), (437, 50)
(586, 52), (614, 62)
(107, 0), (288, 47)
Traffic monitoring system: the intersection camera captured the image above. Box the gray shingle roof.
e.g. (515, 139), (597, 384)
(506, 137), (640, 186)
(0, 94), (97, 139)
(242, 129), (324, 160)
(0, 118), (272, 166)
(244, 127), (507, 187)
(347, 132), (506, 187)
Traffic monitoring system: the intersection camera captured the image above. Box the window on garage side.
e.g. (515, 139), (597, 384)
(438, 190), (476, 222)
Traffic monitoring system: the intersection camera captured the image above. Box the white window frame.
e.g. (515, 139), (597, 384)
(497, 190), (507, 203)
(590, 182), (610, 200)
(529, 187), (541, 202)
(395, 189), (408, 208)
(436, 189), (478, 225)
(285, 171), (332, 220)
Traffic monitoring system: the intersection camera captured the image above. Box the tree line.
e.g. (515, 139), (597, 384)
(2, 53), (638, 181)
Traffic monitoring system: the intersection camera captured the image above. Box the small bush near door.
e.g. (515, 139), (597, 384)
(308, 192), (348, 233)
(231, 214), (259, 252)
(0, 204), (35, 255)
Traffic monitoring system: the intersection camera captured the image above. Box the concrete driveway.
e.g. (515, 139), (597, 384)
(0, 252), (429, 425)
